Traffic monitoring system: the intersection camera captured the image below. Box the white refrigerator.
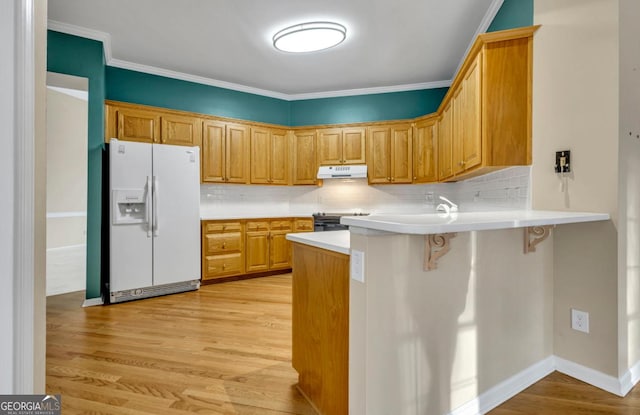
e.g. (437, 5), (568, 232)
(109, 139), (200, 303)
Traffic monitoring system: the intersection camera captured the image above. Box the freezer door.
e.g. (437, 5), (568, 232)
(152, 144), (201, 285)
(109, 139), (153, 292)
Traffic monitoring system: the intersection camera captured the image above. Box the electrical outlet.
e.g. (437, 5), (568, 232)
(571, 308), (589, 333)
(350, 250), (365, 283)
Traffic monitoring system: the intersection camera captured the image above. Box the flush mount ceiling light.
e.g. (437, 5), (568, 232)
(273, 22), (347, 53)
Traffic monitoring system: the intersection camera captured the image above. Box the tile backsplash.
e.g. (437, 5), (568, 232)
(200, 166), (531, 217)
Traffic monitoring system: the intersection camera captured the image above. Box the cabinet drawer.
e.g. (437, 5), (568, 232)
(271, 220), (292, 231)
(204, 253), (243, 278)
(205, 222), (242, 233)
(246, 221), (270, 232)
(205, 233), (241, 254)
(294, 219), (314, 232)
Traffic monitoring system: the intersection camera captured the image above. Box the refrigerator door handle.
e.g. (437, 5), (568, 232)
(146, 176), (152, 237)
(153, 176), (159, 237)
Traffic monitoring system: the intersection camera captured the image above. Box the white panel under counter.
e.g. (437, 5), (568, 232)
(286, 230), (350, 255)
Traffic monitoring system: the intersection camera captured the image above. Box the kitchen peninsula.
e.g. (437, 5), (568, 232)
(287, 210), (610, 415)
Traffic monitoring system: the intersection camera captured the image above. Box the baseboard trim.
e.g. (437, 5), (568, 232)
(554, 356), (623, 396)
(82, 297), (103, 307)
(448, 356), (640, 415)
(620, 359), (640, 396)
(450, 356), (555, 415)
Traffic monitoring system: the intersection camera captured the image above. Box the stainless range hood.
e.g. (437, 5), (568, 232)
(317, 165), (367, 179)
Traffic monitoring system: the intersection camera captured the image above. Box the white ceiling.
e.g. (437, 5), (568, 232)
(47, 0), (502, 100)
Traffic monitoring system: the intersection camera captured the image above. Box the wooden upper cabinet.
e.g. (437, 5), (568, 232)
(202, 121), (249, 184)
(342, 128), (366, 164)
(367, 127), (392, 184)
(317, 127), (366, 165)
(390, 124), (413, 183)
(202, 121), (225, 182)
(453, 53), (482, 175)
(367, 123), (412, 184)
(250, 127), (289, 185)
(413, 118), (438, 183)
(292, 130), (318, 185)
(438, 102), (454, 181)
(160, 114), (201, 147)
(115, 107), (160, 143)
(437, 27), (537, 180)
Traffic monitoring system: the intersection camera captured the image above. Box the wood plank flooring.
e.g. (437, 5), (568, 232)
(46, 275), (315, 415)
(47, 274), (640, 415)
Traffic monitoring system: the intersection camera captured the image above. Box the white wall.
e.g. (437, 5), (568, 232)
(349, 229), (554, 414)
(618, 0), (640, 377)
(533, 0), (621, 377)
(46, 87), (88, 296)
(0, 0), (16, 394)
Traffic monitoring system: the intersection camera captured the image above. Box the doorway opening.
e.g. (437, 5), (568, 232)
(45, 72), (88, 296)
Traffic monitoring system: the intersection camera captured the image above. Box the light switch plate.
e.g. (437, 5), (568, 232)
(350, 250), (365, 283)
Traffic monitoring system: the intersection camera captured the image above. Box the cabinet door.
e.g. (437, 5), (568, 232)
(438, 102), (454, 181)
(270, 129), (289, 185)
(413, 119), (438, 183)
(461, 54), (482, 171)
(116, 108), (160, 143)
(452, 86), (465, 175)
(390, 124), (413, 183)
(367, 127), (391, 184)
(292, 130), (317, 185)
(342, 127), (366, 164)
(202, 121), (225, 183)
(317, 129), (343, 165)
(160, 114), (201, 146)
(226, 123), (250, 184)
(270, 230), (291, 269)
(250, 128), (271, 184)
(245, 221), (270, 272)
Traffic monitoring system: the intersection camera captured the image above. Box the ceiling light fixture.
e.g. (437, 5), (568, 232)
(273, 21), (347, 53)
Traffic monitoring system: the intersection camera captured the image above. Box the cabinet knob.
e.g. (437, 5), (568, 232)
(222, 242), (226, 249)
(391, 177), (395, 182)
(413, 176), (417, 180)
(222, 264), (227, 269)
(387, 177), (391, 181)
(459, 161), (465, 166)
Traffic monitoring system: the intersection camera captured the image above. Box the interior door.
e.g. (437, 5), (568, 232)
(152, 144), (201, 286)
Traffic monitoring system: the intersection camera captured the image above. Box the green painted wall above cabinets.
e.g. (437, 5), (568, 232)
(106, 67), (291, 126)
(289, 89), (448, 126)
(47, 30), (104, 300)
(487, 0), (534, 32)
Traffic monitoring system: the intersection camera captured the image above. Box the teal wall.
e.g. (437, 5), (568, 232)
(47, 31), (104, 299)
(487, 0), (533, 32)
(106, 67), (446, 125)
(289, 89), (448, 126)
(106, 67), (290, 125)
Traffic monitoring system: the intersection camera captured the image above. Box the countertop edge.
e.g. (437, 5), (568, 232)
(286, 231), (350, 256)
(340, 210), (611, 235)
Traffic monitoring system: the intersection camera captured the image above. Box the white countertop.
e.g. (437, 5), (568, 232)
(286, 230), (350, 255)
(201, 213), (312, 220)
(340, 210), (610, 235)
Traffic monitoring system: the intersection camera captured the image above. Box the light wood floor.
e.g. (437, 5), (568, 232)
(47, 274), (640, 415)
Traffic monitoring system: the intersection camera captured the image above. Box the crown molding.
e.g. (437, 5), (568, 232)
(454, 0), (504, 77)
(48, 19), (112, 62)
(47, 20), (452, 101)
(107, 58), (292, 100)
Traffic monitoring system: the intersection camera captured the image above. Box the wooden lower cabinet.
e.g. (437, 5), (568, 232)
(202, 217), (313, 281)
(201, 221), (244, 280)
(291, 242), (349, 415)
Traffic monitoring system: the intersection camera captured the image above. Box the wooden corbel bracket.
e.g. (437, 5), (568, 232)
(524, 225), (553, 253)
(424, 233), (457, 271)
